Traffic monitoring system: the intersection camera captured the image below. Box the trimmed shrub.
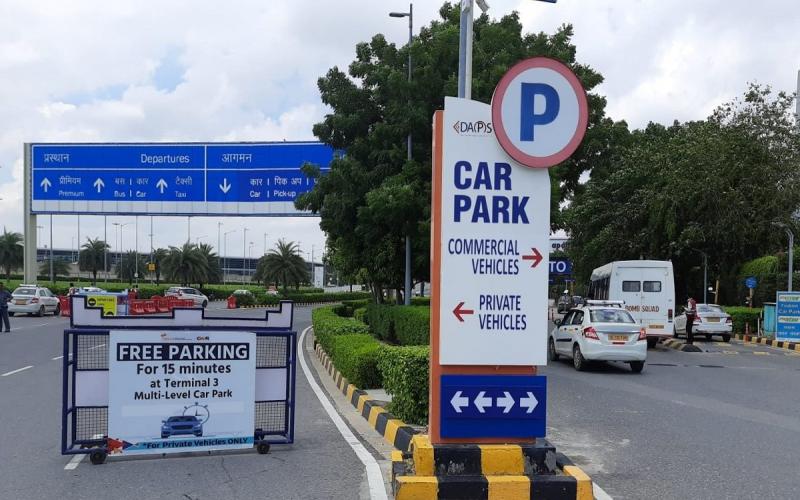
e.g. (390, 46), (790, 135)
(378, 345), (430, 425)
(327, 334), (383, 389)
(311, 306), (370, 352)
(233, 293), (256, 307)
(393, 306), (430, 346)
(342, 298), (371, 309)
(366, 304), (396, 342)
(353, 307), (367, 323)
(723, 306), (762, 334)
(410, 297), (430, 306)
(282, 291), (371, 304)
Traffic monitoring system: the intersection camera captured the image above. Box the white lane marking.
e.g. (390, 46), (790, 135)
(594, 483), (614, 500)
(5, 319), (67, 332)
(64, 434), (103, 470)
(1, 365), (33, 377)
(88, 343), (106, 350)
(52, 354), (72, 361)
(298, 326), (388, 500)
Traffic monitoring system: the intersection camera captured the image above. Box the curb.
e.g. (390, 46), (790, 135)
(314, 342), (418, 452)
(735, 334), (800, 353)
(661, 338), (703, 352)
(313, 335), (594, 500)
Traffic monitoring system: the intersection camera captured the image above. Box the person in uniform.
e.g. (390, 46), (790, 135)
(0, 283), (12, 333)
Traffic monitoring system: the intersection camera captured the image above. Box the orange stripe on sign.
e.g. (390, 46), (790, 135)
(430, 110), (444, 443)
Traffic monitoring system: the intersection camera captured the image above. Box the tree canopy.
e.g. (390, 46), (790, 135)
(0, 228), (23, 280)
(78, 237), (110, 285)
(297, 2), (617, 300)
(254, 240), (308, 290)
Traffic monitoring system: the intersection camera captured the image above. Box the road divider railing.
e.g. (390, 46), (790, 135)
(313, 336), (594, 500)
(735, 334), (800, 353)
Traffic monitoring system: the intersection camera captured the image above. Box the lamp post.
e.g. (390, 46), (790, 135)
(248, 242), (255, 282)
(112, 222), (131, 278)
(223, 229), (237, 285)
(390, 3), (414, 305)
(263, 232), (268, 256)
(195, 235), (207, 244)
(242, 227), (248, 285)
(773, 222), (795, 291)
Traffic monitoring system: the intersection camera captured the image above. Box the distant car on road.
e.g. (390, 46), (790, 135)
(232, 289), (253, 297)
(75, 287), (106, 294)
(161, 415), (203, 438)
(8, 285), (60, 317)
(674, 304), (732, 342)
(549, 300), (647, 373)
(556, 294), (583, 313)
(165, 287), (208, 308)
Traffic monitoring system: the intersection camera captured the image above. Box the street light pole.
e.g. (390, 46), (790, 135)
(135, 216), (139, 286)
(242, 227), (248, 285)
(390, 3), (414, 305)
(223, 229), (236, 285)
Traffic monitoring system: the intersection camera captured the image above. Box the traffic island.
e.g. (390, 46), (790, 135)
(314, 340), (594, 500)
(661, 338), (704, 352)
(735, 334), (800, 353)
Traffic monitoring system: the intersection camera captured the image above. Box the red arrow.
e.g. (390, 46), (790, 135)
(521, 247), (543, 268)
(453, 302), (474, 322)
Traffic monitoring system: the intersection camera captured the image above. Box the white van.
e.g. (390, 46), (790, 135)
(588, 260), (675, 348)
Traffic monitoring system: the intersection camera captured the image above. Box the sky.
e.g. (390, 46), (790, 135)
(0, 0), (798, 259)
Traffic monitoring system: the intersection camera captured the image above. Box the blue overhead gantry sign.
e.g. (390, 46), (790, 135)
(29, 142), (333, 216)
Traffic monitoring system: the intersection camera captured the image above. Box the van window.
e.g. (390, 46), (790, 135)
(643, 281), (662, 292)
(622, 281), (641, 292)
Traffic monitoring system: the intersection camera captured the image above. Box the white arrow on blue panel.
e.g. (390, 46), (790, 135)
(219, 178), (232, 194)
(474, 391), (492, 413)
(93, 178), (105, 193)
(497, 392), (515, 414)
(450, 391), (469, 413)
(520, 392), (538, 414)
(40, 178), (52, 192)
(156, 178), (168, 194)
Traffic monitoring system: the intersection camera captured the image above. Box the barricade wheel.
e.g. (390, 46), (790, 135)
(89, 450), (107, 465)
(257, 443), (270, 455)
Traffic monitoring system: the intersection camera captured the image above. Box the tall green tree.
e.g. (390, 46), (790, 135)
(152, 248), (169, 285)
(78, 238), (110, 285)
(40, 258), (71, 280)
(0, 228), (23, 280)
(197, 243), (222, 286)
(254, 240), (309, 291)
(115, 251), (148, 285)
(565, 85), (800, 304)
(162, 243), (209, 286)
(297, 2), (617, 302)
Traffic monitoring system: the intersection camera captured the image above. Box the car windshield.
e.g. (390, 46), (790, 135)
(168, 416), (196, 422)
(590, 308), (635, 324)
(13, 288), (36, 296)
(697, 305), (723, 314)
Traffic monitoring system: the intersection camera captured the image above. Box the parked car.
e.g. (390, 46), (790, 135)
(674, 303), (732, 342)
(549, 300), (647, 373)
(8, 285), (61, 317)
(75, 287), (106, 294)
(161, 415), (203, 438)
(556, 294), (584, 313)
(164, 287), (209, 308)
(232, 289), (253, 298)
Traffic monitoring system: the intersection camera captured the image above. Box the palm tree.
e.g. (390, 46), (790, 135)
(255, 239), (309, 291)
(162, 243), (209, 286)
(40, 258), (71, 280)
(115, 251), (148, 285)
(0, 228), (23, 280)
(79, 238), (110, 285)
(152, 248), (169, 285)
(197, 243), (222, 285)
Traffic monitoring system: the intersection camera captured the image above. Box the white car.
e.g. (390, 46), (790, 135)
(164, 287), (208, 308)
(76, 287), (106, 295)
(674, 304), (732, 342)
(8, 285), (61, 317)
(549, 300), (647, 373)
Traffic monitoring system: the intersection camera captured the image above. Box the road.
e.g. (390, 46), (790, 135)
(0, 305), (388, 500)
(545, 323), (800, 500)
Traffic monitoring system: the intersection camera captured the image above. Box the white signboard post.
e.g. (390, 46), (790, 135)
(108, 330), (256, 455)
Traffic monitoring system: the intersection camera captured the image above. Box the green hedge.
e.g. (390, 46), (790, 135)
(311, 306), (370, 352)
(233, 293), (256, 307)
(411, 297), (430, 306)
(723, 307), (762, 334)
(366, 304), (396, 342)
(327, 334), (383, 389)
(282, 291), (371, 304)
(378, 345), (430, 425)
(393, 306), (430, 346)
(353, 307), (367, 323)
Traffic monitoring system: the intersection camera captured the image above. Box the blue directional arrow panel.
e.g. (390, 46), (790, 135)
(29, 142), (333, 216)
(440, 374), (546, 439)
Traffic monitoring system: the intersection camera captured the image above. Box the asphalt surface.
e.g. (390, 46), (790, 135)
(0, 304), (380, 500)
(544, 318), (800, 500)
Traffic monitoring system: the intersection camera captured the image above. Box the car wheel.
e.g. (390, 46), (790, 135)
(646, 337), (657, 349)
(37, 306), (45, 317)
(55, 304), (61, 317)
(573, 344), (586, 371)
(8, 312), (13, 317)
(630, 361), (645, 374)
(548, 338), (559, 362)
(202, 300), (208, 308)
(722, 334), (731, 343)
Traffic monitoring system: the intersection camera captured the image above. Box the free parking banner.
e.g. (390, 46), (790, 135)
(108, 330), (256, 455)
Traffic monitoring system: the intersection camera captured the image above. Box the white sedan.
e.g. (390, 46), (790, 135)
(8, 286), (61, 317)
(674, 304), (732, 342)
(549, 301), (647, 373)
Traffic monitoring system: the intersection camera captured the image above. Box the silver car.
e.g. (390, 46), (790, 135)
(674, 303), (732, 342)
(164, 287), (208, 308)
(8, 286), (61, 317)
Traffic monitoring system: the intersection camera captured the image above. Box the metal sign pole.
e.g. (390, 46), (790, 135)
(23, 144), (38, 284)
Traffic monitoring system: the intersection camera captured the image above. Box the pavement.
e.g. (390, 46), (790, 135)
(544, 318), (800, 500)
(0, 306), (390, 500)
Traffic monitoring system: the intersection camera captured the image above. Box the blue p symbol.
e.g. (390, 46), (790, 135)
(519, 83), (560, 142)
